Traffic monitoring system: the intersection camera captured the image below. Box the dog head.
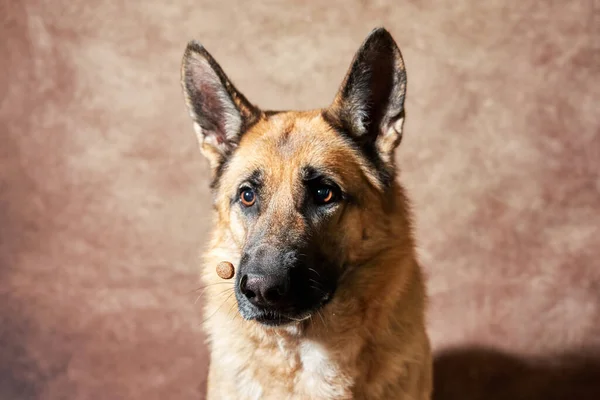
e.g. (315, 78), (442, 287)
(181, 28), (408, 327)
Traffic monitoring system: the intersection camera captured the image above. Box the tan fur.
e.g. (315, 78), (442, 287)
(199, 111), (432, 399)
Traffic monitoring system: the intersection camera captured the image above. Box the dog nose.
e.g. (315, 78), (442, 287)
(240, 273), (290, 309)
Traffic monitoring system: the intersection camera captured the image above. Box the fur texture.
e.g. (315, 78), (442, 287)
(181, 28), (432, 399)
(1, 1), (599, 399)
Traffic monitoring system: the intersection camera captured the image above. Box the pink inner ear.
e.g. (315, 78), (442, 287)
(183, 43), (260, 157)
(188, 56), (230, 144)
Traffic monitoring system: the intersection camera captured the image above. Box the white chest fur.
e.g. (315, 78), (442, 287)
(296, 340), (352, 399)
(218, 336), (354, 400)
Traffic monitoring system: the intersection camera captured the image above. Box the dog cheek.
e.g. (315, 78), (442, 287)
(339, 210), (369, 264)
(229, 210), (247, 248)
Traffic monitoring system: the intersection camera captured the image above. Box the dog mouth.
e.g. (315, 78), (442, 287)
(234, 257), (338, 327)
(253, 312), (308, 326)
(245, 291), (335, 327)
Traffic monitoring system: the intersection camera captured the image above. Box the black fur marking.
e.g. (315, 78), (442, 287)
(229, 169), (264, 204)
(229, 169), (264, 217)
(297, 166), (349, 225)
(301, 166), (321, 182)
(322, 27), (407, 188)
(300, 166), (350, 200)
(225, 169), (263, 205)
(242, 169), (264, 188)
(210, 154), (232, 190)
(263, 110), (287, 117)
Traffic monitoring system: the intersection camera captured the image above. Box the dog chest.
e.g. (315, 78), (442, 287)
(295, 340), (353, 399)
(217, 336), (354, 399)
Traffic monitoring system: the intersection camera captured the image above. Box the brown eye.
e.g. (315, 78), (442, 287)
(240, 188), (256, 207)
(314, 185), (335, 205)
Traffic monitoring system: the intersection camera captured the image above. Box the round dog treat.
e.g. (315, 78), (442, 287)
(216, 261), (235, 280)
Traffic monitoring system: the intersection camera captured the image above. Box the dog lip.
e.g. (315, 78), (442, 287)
(253, 313), (293, 326)
(251, 309), (315, 326)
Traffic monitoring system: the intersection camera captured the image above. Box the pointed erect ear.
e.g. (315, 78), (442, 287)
(181, 41), (261, 172)
(325, 28), (407, 180)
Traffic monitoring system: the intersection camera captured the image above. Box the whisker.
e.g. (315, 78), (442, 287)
(287, 314), (311, 322)
(188, 281), (234, 293)
(307, 267), (322, 278)
(189, 282), (234, 301)
(200, 292), (236, 325)
(317, 309), (328, 332)
(308, 278), (325, 290)
(215, 287), (235, 296)
(308, 283), (327, 296)
(194, 286), (234, 305)
(226, 300), (239, 322)
(310, 313), (323, 340)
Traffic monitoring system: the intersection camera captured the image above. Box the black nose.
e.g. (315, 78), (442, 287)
(240, 273), (291, 309)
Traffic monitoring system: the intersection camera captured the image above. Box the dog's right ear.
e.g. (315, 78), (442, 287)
(181, 41), (261, 172)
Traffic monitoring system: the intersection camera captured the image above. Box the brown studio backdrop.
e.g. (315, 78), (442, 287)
(1, 1), (599, 399)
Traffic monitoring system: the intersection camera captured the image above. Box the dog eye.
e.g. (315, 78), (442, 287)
(240, 188), (256, 207)
(313, 185), (336, 205)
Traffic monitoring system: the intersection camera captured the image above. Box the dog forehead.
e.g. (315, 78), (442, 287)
(235, 112), (351, 167)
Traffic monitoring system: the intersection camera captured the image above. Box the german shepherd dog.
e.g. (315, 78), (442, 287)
(181, 27), (432, 400)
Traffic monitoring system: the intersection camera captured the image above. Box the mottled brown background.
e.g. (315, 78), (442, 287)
(1, 1), (599, 399)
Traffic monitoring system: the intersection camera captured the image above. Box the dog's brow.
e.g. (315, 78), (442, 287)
(239, 169), (263, 187)
(300, 165), (344, 188)
(301, 166), (321, 181)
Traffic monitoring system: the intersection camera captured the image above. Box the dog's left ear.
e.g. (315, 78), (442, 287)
(325, 28), (407, 170)
(181, 41), (261, 173)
